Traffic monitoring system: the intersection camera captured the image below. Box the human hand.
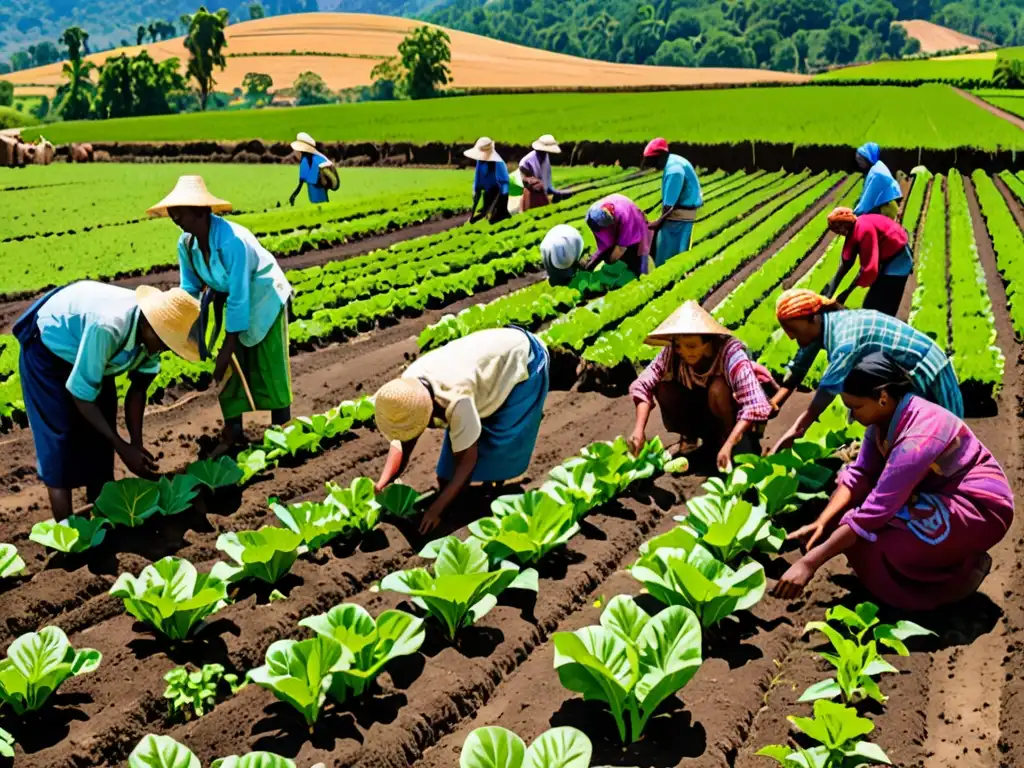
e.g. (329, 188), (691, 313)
(771, 559), (817, 600)
(213, 345), (233, 384)
(418, 505), (444, 535)
(628, 429), (646, 457)
(118, 440), (159, 477)
(787, 520), (827, 551)
(716, 444), (734, 473)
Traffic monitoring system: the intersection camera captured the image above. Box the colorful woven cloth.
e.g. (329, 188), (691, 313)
(775, 289), (836, 321)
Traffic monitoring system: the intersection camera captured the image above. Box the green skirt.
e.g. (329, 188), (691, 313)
(220, 306), (293, 419)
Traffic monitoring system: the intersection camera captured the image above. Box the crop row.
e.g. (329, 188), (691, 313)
(973, 171), (1024, 338)
(908, 172), (949, 351)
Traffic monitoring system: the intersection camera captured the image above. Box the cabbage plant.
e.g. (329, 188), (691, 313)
(376, 483), (423, 518)
(187, 456), (244, 489)
(460, 726), (591, 768)
(469, 493), (579, 565)
(212, 754), (298, 768)
(247, 635), (352, 727)
(676, 497), (784, 563)
(382, 536), (538, 640)
(270, 498), (354, 550)
(553, 595), (702, 743)
(0, 627), (101, 714)
(128, 734), (200, 768)
(30, 517), (108, 553)
(324, 477), (381, 533)
(757, 699), (892, 766)
(109, 557), (230, 640)
(94, 478), (161, 527)
(212, 527), (305, 585)
(157, 474), (202, 516)
(0, 543), (25, 577)
(299, 603), (424, 701)
(629, 533), (765, 626)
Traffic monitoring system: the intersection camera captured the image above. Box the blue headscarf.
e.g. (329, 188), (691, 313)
(856, 142), (880, 164)
(587, 201), (615, 229)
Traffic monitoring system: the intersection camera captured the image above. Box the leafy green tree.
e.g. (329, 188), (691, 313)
(667, 8), (702, 40)
(137, 25), (146, 45)
(369, 56), (403, 100)
(293, 70), (331, 105)
(10, 52), (31, 72)
(0, 81), (12, 107)
(696, 30), (755, 67)
(250, 2), (266, 19)
(993, 57), (1024, 88)
(242, 71), (273, 103)
(95, 54), (134, 118)
(33, 95), (50, 120)
(56, 58), (96, 120)
(621, 4), (665, 63)
(653, 38), (696, 66)
(824, 23), (859, 63)
(184, 6), (229, 110)
(937, 2), (974, 35)
(61, 26), (90, 63)
(397, 26), (452, 100)
(0, 62), (9, 75)
(770, 39), (799, 71)
(30, 42), (61, 66)
(746, 22), (782, 66)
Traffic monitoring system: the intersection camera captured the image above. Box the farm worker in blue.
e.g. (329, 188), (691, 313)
(288, 131), (336, 206)
(854, 142), (902, 219)
(373, 327), (550, 534)
(148, 175), (294, 456)
(466, 137), (511, 224)
(14, 281), (200, 521)
(644, 137), (702, 267)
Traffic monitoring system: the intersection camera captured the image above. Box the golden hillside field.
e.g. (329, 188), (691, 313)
(7, 12), (808, 97)
(894, 19), (985, 54)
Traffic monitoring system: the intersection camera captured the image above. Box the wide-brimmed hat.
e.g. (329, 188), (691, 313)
(644, 300), (732, 346)
(135, 286), (201, 361)
(464, 137), (502, 163)
(374, 378), (433, 442)
(147, 175), (232, 217)
(291, 131), (320, 155)
(541, 224), (584, 285)
(532, 134), (561, 154)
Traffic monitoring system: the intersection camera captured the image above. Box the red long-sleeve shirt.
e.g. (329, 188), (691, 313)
(841, 214), (909, 287)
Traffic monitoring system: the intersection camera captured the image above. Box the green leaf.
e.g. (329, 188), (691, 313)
(847, 740), (893, 765)
(187, 456), (244, 489)
(0, 727), (13, 758)
(376, 483), (422, 518)
(157, 475), (202, 516)
(215, 527), (304, 585)
(522, 727), (592, 768)
(264, 424), (319, 458)
(211, 754), (298, 768)
(0, 626), (102, 714)
(0, 542), (26, 577)
(270, 498), (354, 549)
(237, 449), (273, 485)
(460, 726), (526, 768)
(94, 478), (161, 527)
(789, 699), (874, 751)
(664, 457), (689, 474)
(127, 734), (200, 768)
(30, 517), (108, 553)
(247, 636), (351, 726)
(798, 678), (843, 703)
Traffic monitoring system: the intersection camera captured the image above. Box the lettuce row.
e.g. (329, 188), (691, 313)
(908, 172), (949, 352)
(975, 170), (1024, 338)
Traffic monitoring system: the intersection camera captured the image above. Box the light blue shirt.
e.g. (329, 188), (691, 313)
(662, 154), (702, 209)
(299, 154), (329, 204)
(177, 215), (292, 348)
(35, 281), (161, 402)
(473, 160), (510, 195)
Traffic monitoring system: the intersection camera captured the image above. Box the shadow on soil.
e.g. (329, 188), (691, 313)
(5, 691), (92, 752)
(551, 698), (707, 765)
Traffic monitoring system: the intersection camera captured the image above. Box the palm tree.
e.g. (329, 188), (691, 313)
(56, 58), (97, 120)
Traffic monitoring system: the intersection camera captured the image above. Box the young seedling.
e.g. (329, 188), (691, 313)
(757, 699), (892, 766)
(163, 663), (245, 721)
(460, 726), (592, 768)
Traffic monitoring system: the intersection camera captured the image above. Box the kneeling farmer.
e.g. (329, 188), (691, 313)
(15, 281), (200, 520)
(374, 327), (550, 535)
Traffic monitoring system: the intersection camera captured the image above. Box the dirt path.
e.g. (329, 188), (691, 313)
(954, 88), (1024, 132)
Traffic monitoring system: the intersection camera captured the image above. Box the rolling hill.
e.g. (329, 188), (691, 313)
(4, 12), (808, 98)
(895, 19), (986, 54)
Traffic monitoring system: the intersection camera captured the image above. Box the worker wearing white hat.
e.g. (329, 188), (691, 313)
(466, 137), (511, 225)
(518, 134), (571, 212)
(288, 131), (337, 206)
(540, 224), (585, 286)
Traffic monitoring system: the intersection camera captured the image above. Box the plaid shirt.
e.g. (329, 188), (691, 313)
(788, 310), (951, 395)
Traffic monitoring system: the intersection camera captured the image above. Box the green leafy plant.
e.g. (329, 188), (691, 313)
(629, 533), (765, 626)
(212, 754), (297, 768)
(263, 423), (319, 458)
(381, 536), (538, 640)
(459, 726), (592, 768)
(0, 626), (101, 714)
(128, 734), (200, 768)
(157, 474), (203, 516)
(212, 527), (305, 585)
(237, 448), (272, 484)
(94, 477), (161, 527)
(0, 543), (25, 577)
(270, 498), (353, 549)
(678, 497), (784, 563)
(469, 492), (579, 565)
(30, 516), (108, 553)
(376, 483), (422, 517)
(163, 663), (244, 721)
(0, 727), (13, 758)
(324, 477), (381, 533)
(187, 456), (244, 489)
(552, 595), (703, 743)
(109, 557), (230, 641)
(247, 635), (352, 727)
(299, 603), (425, 701)
(757, 699), (892, 766)
(800, 603), (933, 705)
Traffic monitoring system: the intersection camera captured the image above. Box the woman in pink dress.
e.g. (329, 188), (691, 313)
(774, 353), (1013, 610)
(583, 194), (652, 277)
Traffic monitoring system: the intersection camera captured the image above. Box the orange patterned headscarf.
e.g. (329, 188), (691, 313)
(775, 289), (837, 321)
(826, 206), (857, 234)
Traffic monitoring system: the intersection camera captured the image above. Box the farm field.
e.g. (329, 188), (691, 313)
(1, 160), (1024, 768)
(20, 84), (1024, 151)
(816, 45), (1024, 83)
(3, 12), (807, 100)
(894, 19), (985, 53)
(975, 89), (1024, 119)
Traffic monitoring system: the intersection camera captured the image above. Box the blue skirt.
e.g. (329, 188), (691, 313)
(654, 220), (694, 268)
(15, 291), (118, 489)
(436, 330), (550, 483)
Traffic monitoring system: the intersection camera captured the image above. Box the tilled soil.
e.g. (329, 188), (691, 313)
(2, 180), (1024, 768)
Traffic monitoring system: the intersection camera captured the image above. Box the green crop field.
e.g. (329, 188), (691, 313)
(814, 57), (998, 82)
(20, 84), (1024, 151)
(975, 89), (1024, 119)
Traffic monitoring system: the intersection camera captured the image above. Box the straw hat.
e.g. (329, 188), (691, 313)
(464, 137), (502, 163)
(135, 286), (201, 362)
(374, 378), (433, 442)
(532, 134), (561, 154)
(644, 300), (732, 346)
(147, 176), (232, 217)
(291, 131), (319, 154)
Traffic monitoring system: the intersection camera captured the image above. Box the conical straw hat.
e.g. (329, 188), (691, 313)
(375, 378), (433, 442)
(147, 175), (233, 217)
(644, 300), (733, 347)
(291, 131), (319, 154)
(135, 286), (201, 362)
